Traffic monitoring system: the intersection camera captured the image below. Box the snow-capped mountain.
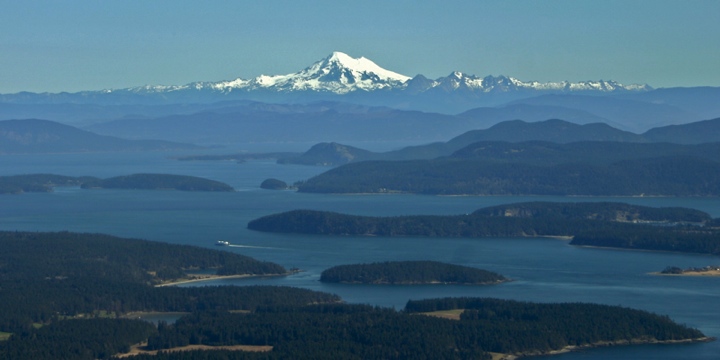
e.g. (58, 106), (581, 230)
(214, 51), (411, 94)
(119, 51), (650, 96)
(0, 51), (662, 115)
(124, 52), (412, 95)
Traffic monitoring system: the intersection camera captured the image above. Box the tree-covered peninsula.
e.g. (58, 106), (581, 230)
(126, 299), (708, 360)
(0, 231), (339, 359)
(0, 231), (337, 332)
(404, 297), (710, 356)
(248, 202), (720, 255)
(0, 173), (234, 194)
(320, 261), (508, 285)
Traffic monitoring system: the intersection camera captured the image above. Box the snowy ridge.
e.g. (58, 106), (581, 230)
(417, 72), (651, 93)
(116, 51), (650, 95)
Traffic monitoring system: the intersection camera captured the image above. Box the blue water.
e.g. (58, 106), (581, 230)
(1, 150), (718, 359)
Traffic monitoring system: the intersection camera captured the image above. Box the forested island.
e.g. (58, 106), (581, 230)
(0, 173), (234, 194)
(0, 231), (711, 359)
(260, 178), (289, 190)
(320, 261), (508, 285)
(248, 202), (720, 255)
(294, 141), (720, 196)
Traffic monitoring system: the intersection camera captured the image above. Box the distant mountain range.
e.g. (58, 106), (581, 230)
(78, 98), (720, 144)
(0, 119), (199, 154)
(2, 52), (719, 136)
(0, 52), (649, 101)
(6, 115), (718, 157)
(110, 52), (650, 101)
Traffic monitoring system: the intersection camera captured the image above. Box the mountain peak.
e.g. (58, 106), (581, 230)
(314, 52), (411, 83)
(325, 51), (361, 64)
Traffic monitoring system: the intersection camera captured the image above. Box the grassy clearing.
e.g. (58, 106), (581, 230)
(420, 309), (465, 320)
(0, 332), (12, 341)
(115, 343), (272, 358)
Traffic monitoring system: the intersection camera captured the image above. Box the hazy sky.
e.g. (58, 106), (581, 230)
(1, 0), (718, 93)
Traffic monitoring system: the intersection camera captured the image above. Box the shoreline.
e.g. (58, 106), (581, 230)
(502, 336), (715, 359)
(325, 278), (510, 286)
(572, 244), (720, 257)
(155, 272), (291, 287)
(651, 269), (720, 277)
(297, 191), (708, 198)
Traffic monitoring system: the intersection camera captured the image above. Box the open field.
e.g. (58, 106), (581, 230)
(420, 309), (465, 320)
(116, 343), (273, 358)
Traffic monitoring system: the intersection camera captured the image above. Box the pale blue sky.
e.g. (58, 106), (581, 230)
(1, 0), (718, 93)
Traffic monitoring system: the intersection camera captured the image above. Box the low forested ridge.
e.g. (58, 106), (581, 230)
(248, 202), (720, 255)
(320, 261), (507, 284)
(0, 173), (234, 194)
(0, 174), (99, 194)
(80, 173), (235, 191)
(131, 299), (706, 359)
